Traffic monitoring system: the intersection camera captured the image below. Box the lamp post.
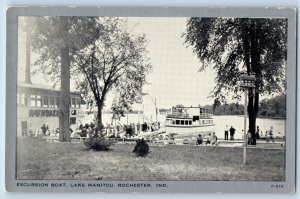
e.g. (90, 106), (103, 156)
(239, 73), (256, 164)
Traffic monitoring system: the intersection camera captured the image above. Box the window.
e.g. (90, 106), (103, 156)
(193, 116), (199, 121)
(76, 98), (81, 108)
(49, 97), (55, 107)
(24, 94), (28, 107)
(70, 117), (76, 125)
(176, 120), (180, 125)
(181, 120), (184, 125)
(185, 120), (188, 125)
(36, 95), (42, 107)
(71, 98), (76, 108)
(189, 120), (192, 125)
(43, 96), (49, 107)
(56, 97), (60, 107)
(30, 95), (36, 107)
(21, 94), (27, 106)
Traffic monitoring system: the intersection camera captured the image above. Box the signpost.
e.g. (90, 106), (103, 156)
(239, 73), (256, 164)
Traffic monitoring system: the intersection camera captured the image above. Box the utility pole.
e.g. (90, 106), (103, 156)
(155, 98), (157, 123)
(243, 89), (248, 165)
(240, 73), (256, 165)
(147, 94), (158, 124)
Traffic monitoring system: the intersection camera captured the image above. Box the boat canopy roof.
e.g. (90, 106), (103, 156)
(166, 106), (213, 119)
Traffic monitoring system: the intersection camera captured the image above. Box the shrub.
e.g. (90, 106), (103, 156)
(132, 139), (150, 157)
(84, 136), (115, 151)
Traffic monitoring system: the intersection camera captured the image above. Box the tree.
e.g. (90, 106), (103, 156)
(72, 18), (151, 133)
(184, 18), (287, 145)
(111, 84), (143, 120)
(212, 98), (221, 114)
(258, 95), (285, 118)
(26, 17), (102, 142)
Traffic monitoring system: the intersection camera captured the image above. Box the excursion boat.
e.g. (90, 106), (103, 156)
(165, 106), (215, 138)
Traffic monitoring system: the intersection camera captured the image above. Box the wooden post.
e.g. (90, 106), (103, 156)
(243, 89), (248, 164)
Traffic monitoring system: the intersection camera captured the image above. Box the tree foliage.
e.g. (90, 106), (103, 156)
(258, 95), (285, 118)
(72, 18), (151, 130)
(206, 95), (286, 118)
(213, 103), (244, 116)
(184, 17), (287, 144)
(26, 17), (151, 138)
(24, 16), (102, 142)
(30, 17), (102, 86)
(185, 18), (286, 100)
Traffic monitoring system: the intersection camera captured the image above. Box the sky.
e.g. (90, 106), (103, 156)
(18, 17), (217, 115)
(126, 17), (216, 110)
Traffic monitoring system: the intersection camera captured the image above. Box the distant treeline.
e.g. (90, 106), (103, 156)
(210, 95), (286, 118)
(258, 95), (286, 118)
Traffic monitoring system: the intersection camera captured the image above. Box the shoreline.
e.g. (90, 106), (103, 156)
(213, 115), (285, 120)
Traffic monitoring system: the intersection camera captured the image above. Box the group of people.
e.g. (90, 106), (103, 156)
(34, 124), (59, 137)
(36, 121), (277, 146)
(255, 126), (275, 143)
(224, 125), (276, 144)
(76, 122), (107, 138)
(196, 132), (218, 146)
(74, 121), (161, 139)
(192, 125), (278, 146)
(141, 122), (160, 132)
(224, 125), (236, 140)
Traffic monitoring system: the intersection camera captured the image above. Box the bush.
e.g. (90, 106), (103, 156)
(84, 137), (115, 151)
(132, 139), (150, 157)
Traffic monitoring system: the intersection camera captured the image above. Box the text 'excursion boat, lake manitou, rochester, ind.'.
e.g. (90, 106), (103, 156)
(165, 106), (215, 138)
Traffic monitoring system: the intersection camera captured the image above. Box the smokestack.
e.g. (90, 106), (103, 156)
(25, 21), (32, 84)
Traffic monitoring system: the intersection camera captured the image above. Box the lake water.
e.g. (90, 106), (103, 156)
(80, 114), (285, 139)
(212, 115), (285, 139)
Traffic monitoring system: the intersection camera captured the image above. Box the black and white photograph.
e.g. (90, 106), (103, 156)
(6, 7), (296, 193)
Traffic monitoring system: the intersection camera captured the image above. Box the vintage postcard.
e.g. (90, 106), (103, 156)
(6, 7), (296, 193)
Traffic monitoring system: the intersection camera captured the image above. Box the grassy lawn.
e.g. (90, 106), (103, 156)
(16, 137), (285, 181)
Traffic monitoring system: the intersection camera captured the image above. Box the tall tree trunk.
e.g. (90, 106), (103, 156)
(59, 46), (70, 142)
(252, 90), (259, 145)
(248, 20), (261, 145)
(247, 90), (259, 145)
(97, 100), (104, 135)
(245, 20), (261, 145)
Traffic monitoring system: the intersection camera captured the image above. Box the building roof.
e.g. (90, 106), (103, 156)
(18, 81), (80, 95)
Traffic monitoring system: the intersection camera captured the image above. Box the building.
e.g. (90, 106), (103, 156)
(17, 82), (82, 136)
(17, 26), (85, 137)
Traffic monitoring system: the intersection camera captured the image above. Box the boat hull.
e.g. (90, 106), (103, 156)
(165, 124), (215, 137)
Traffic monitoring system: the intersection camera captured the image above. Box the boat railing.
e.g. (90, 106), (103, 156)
(166, 113), (190, 118)
(167, 114), (213, 119)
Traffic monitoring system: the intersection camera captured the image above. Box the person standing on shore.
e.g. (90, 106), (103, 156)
(229, 126), (236, 140)
(247, 129), (252, 145)
(224, 125), (229, 140)
(256, 126), (260, 140)
(267, 126), (275, 143)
